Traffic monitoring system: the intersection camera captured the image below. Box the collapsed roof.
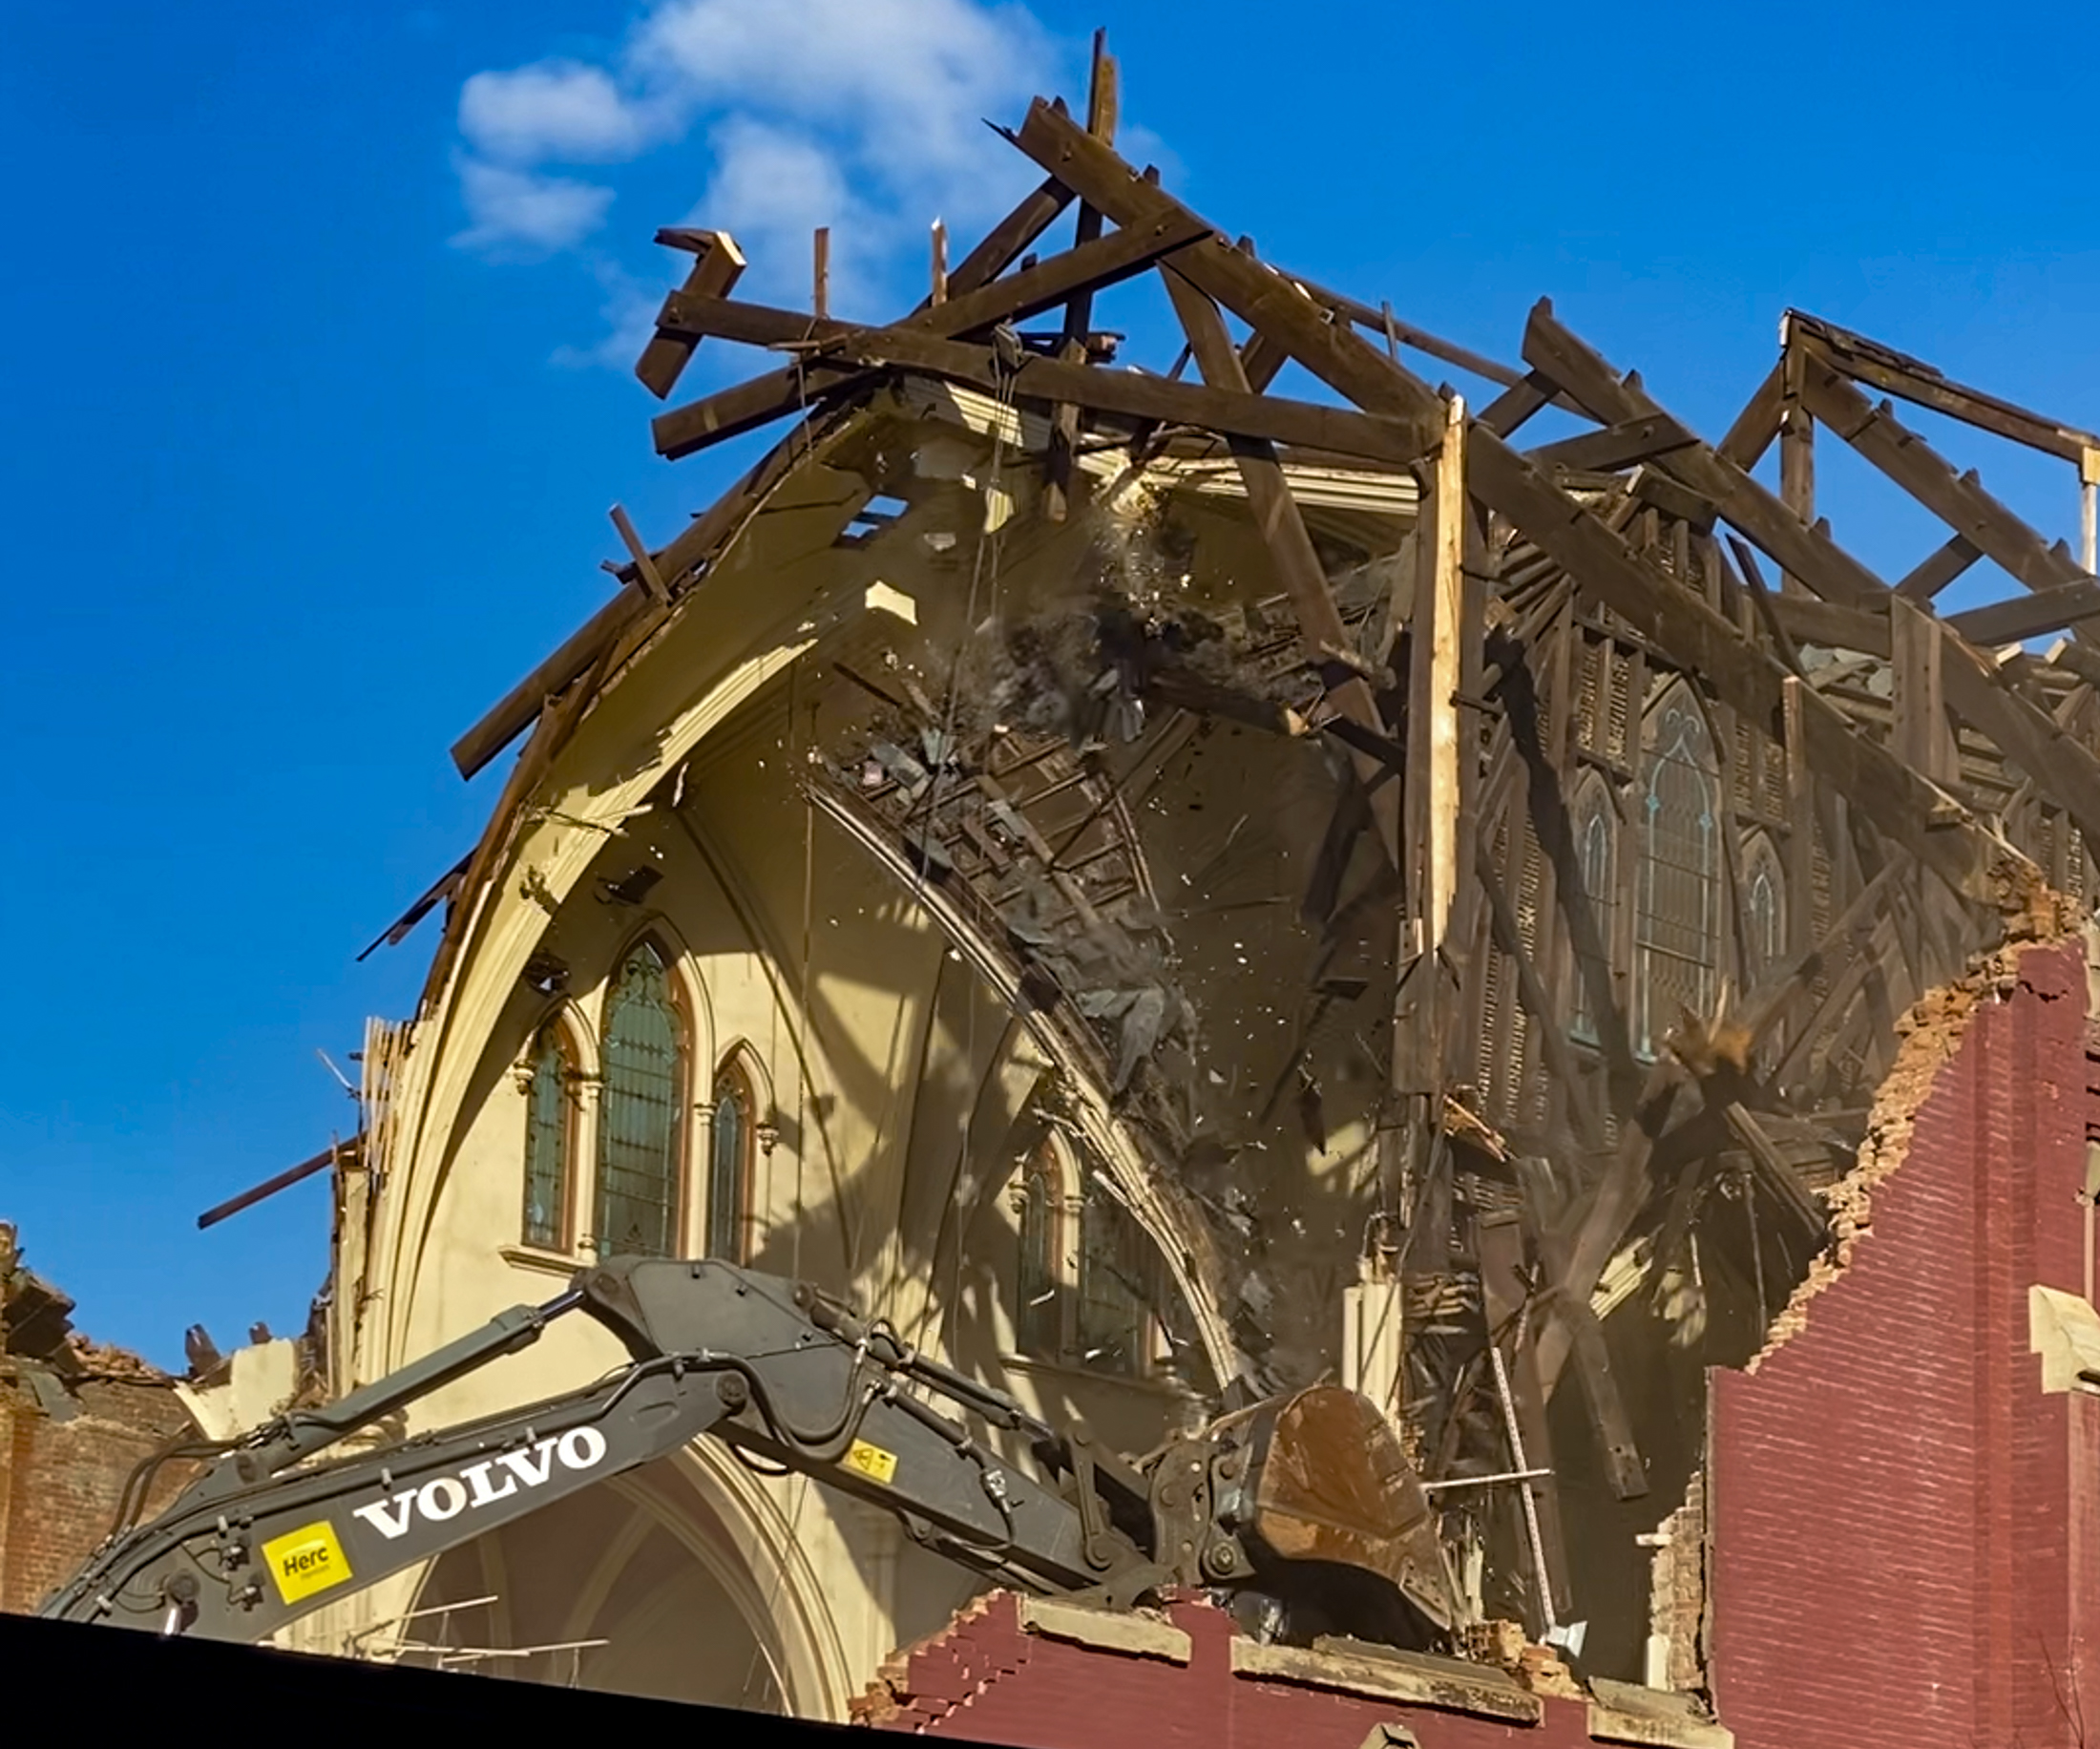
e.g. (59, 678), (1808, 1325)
(382, 49), (2100, 1686)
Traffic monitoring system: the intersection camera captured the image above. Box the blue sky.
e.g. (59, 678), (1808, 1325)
(5, 0), (2096, 1369)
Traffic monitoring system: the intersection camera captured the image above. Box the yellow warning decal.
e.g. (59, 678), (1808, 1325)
(841, 1439), (898, 1486)
(262, 1521), (354, 1605)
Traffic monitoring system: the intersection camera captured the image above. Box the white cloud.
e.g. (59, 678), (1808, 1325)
(448, 0), (1069, 351)
(630, 0), (1049, 203)
(451, 156), (615, 256)
(459, 60), (664, 163)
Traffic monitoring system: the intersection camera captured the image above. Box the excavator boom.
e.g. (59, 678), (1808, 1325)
(41, 1257), (1451, 1648)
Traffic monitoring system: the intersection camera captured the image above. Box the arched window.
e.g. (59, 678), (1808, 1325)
(1742, 835), (1786, 988)
(1076, 1167), (1154, 1379)
(596, 938), (686, 1258)
(708, 1060), (754, 1263)
(1568, 776), (1618, 1046)
(1015, 1143), (1066, 1359)
(1634, 684), (1722, 1057)
(521, 1024), (576, 1251)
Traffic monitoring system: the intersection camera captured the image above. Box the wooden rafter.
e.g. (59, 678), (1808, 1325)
(1520, 302), (2100, 860)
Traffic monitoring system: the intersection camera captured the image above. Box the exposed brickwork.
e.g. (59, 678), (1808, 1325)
(0, 1374), (200, 1613)
(0, 1225), (200, 1615)
(868, 1591), (1613, 1747)
(1711, 939), (2100, 1749)
(1648, 1466), (1706, 1696)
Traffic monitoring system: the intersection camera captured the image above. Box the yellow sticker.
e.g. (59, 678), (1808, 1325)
(841, 1439), (898, 1486)
(262, 1521), (354, 1605)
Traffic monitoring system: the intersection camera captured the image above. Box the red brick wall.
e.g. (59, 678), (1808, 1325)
(1712, 940), (2100, 1749)
(868, 1593), (1602, 1748)
(0, 1374), (200, 1614)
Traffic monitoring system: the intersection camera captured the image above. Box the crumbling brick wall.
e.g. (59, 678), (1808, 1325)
(0, 1225), (200, 1616)
(0, 1370), (200, 1613)
(859, 1591), (1626, 1748)
(1648, 1466), (1706, 1696)
(1710, 938), (2100, 1749)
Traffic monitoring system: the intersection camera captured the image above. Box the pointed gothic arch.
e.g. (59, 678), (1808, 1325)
(707, 1041), (772, 1264)
(1635, 680), (1723, 1057)
(1740, 831), (1787, 989)
(1567, 769), (1620, 1045)
(595, 934), (692, 1258)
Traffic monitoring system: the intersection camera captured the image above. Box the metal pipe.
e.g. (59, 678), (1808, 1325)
(1485, 1336), (1557, 1633)
(1420, 1466), (1552, 1492)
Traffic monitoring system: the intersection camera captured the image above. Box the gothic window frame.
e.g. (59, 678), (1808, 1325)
(1074, 1159), (1158, 1380)
(1566, 769), (1620, 1048)
(1740, 832), (1787, 991)
(1013, 1136), (1070, 1361)
(519, 1015), (585, 1254)
(1633, 679), (1724, 1059)
(592, 932), (697, 1261)
(1008, 1130), (1161, 1379)
(707, 1045), (767, 1265)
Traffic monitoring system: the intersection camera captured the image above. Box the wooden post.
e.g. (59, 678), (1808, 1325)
(2082, 446), (2099, 574)
(1044, 32), (1119, 525)
(1782, 677), (1815, 963)
(930, 221), (948, 306)
(1779, 320), (1815, 596)
(812, 227), (830, 321)
(1426, 395), (1467, 953)
(1892, 596), (1958, 786)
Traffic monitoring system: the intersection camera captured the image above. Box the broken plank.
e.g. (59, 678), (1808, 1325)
(839, 318), (1440, 461)
(651, 209), (1212, 458)
(935, 174), (1076, 306)
(1717, 360), (1786, 470)
(1478, 369), (1560, 438)
(1765, 594), (1890, 658)
(1463, 434), (2014, 906)
(1520, 302), (2100, 857)
(1797, 352), (2088, 597)
(1944, 575), (2100, 646)
(1160, 262), (1401, 870)
(1477, 1213), (1575, 1613)
(1891, 597), (1957, 787)
(1009, 100), (1445, 429)
(1525, 414), (1696, 474)
(1895, 533), (1984, 602)
(635, 231), (747, 400)
(1789, 309), (2100, 465)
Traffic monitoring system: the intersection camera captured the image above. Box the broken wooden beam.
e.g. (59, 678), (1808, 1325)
(654, 299), (1438, 464)
(1945, 576), (2100, 647)
(1796, 350), (2089, 599)
(1524, 414), (1696, 474)
(1159, 263), (1402, 869)
(651, 208), (1213, 458)
(634, 229), (746, 400)
(1788, 309), (2100, 465)
(1519, 301), (2100, 860)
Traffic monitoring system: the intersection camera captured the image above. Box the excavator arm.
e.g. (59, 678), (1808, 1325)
(41, 1258), (1453, 1649)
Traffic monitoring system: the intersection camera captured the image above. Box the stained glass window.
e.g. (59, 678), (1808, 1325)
(708, 1063), (752, 1263)
(1635, 685), (1721, 1057)
(521, 1027), (573, 1251)
(1744, 836), (1785, 987)
(1076, 1168), (1152, 1378)
(1016, 1145), (1064, 1359)
(1569, 778), (1617, 1046)
(596, 939), (684, 1257)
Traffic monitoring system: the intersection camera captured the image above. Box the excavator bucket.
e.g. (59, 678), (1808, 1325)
(1236, 1385), (1455, 1638)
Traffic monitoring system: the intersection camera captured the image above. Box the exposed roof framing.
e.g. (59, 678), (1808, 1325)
(407, 64), (2100, 1651)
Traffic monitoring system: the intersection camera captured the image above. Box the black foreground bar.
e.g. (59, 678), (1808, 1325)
(0, 1611), (1006, 1742)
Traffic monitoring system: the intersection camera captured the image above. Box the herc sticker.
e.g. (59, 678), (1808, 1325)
(261, 1521), (353, 1605)
(841, 1439), (898, 1486)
